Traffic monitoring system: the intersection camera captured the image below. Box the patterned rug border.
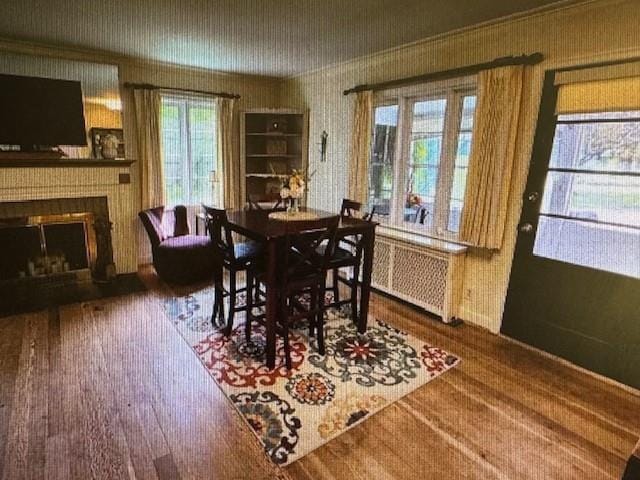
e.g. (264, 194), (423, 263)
(162, 290), (460, 466)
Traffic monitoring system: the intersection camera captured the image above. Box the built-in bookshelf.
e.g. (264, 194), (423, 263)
(240, 109), (308, 207)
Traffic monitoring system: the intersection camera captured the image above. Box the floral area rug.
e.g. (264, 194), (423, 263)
(163, 287), (459, 466)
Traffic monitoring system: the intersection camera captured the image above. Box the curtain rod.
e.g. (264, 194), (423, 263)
(553, 54), (640, 73)
(342, 53), (544, 95)
(123, 82), (240, 99)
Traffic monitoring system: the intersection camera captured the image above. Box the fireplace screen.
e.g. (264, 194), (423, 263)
(0, 215), (93, 281)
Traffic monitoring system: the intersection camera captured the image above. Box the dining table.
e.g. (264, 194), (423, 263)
(223, 207), (377, 369)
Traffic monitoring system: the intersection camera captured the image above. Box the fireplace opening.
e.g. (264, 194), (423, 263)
(0, 224), (41, 279)
(0, 212), (95, 282)
(42, 222), (90, 272)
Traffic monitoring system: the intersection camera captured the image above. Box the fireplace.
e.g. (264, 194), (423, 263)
(0, 197), (115, 284)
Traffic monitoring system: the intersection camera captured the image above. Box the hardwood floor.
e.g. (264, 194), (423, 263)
(1, 269), (638, 479)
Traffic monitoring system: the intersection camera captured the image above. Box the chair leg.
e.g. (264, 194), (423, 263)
(245, 272), (253, 343)
(350, 264), (360, 323)
(279, 293), (292, 369)
(283, 326), (292, 370)
(316, 286), (326, 356)
(211, 290), (219, 327)
(309, 286), (318, 339)
(212, 271), (224, 327)
(224, 270), (236, 336)
(332, 268), (340, 304)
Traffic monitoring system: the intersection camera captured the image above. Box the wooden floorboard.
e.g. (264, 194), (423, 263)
(0, 268), (638, 479)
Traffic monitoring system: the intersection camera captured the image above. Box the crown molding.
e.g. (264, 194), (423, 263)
(0, 36), (281, 83)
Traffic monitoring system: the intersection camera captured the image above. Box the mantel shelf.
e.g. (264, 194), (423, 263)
(0, 158), (136, 168)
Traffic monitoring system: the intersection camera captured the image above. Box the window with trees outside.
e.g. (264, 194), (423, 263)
(368, 84), (477, 239)
(533, 110), (640, 279)
(160, 95), (218, 206)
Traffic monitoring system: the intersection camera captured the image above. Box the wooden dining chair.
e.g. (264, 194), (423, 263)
(247, 194), (285, 212)
(324, 199), (376, 322)
(340, 198), (363, 218)
(202, 205), (263, 335)
(246, 215), (340, 368)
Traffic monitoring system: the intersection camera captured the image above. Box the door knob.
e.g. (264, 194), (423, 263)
(519, 222), (534, 234)
(527, 191), (539, 202)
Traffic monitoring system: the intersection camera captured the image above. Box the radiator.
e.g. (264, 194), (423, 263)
(372, 232), (466, 323)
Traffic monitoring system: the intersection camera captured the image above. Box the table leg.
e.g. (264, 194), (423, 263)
(265, 238), (278, 369)
(358, 228), (375, 334)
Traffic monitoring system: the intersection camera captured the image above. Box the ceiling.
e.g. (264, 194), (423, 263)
(0, 0), (578, 78)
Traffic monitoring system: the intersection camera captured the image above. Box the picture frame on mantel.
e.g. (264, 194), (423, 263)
(90, 128), (125, 160)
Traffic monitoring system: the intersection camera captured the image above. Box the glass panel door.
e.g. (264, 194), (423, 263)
(533, 111), (640, 279)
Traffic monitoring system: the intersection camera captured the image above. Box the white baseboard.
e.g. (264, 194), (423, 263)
(458, 306), (498, 333)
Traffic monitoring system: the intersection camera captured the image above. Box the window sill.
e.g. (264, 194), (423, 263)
(376, 225), (467, 255)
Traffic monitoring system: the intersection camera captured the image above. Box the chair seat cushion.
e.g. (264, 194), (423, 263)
(316, 244), (356, 265)
(154, 235), (215, 285)
(234, 241), (263, 262)
(159, 235), (211, 251)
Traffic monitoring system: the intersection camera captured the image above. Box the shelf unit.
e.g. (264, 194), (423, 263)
(240, 108), (308, 206)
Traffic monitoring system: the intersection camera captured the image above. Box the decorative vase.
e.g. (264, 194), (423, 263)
(100, 134), (119, 159)
(288, 197), (300, 214)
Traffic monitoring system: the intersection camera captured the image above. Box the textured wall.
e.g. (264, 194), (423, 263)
(280, 0), (640, 332)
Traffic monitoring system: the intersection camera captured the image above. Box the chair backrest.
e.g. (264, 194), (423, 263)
(247, 195), (262, 211)
(139, 206), (167, 249)
(278, 215), (340, 284)
(271, 197), (286, 211)
(338, 200), (375, 253)
(173, 205), (190, 236)
(340, 198), (363, 218)
(415, 206), (428, 225)
(139, 206), (191, 249)
(363, 206), (376, 222)
(202, 205), (236, 262)
(248, 194), (285, 212)
(341, 198), (376, 221)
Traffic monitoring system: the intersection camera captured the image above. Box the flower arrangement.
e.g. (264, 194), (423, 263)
(280, 169), (306, 200)
(406, 193), (422, 208)
(280, 170), (309, 214)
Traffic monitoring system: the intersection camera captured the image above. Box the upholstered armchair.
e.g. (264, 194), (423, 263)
(139, 205), (215, 285)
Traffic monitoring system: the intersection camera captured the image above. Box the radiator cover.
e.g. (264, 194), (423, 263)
(372, 234), (466, 323)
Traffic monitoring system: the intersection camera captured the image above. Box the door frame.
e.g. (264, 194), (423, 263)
(501, 56), (640, 387)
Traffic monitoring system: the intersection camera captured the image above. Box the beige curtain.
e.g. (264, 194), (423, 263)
(459, 65), (526, 249)
(348, 90), (373, 204)
(133, 88), (164, 209)
(217, 97), (240, 209)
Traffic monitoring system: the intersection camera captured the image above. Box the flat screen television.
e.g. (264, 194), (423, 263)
(0, 73), (87, 149)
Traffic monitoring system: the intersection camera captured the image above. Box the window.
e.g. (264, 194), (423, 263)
(369, 104), (398, 217)
(369, 84), (477, 239)
(533, 111), (640, 278)
(161, 96), (218, 206)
